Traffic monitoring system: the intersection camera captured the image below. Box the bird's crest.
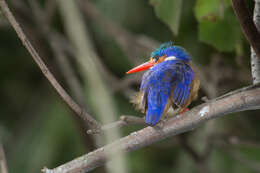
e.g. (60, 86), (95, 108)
(151, 41), (174, 58)
(159, 41), (175, 50)
(151, 41), (191, 62)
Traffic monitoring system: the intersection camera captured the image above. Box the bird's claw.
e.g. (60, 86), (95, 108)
(181, 108), (189, 115)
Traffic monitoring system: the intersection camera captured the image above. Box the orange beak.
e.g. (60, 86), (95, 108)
(126, 59), (156, 74)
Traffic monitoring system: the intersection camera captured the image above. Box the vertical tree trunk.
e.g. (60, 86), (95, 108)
(251, 0), (260, 84)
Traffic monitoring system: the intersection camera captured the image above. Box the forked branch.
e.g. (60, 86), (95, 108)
(87, 115), (146, 134)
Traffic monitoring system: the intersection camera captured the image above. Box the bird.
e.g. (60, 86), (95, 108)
(126, 41), (200, 126)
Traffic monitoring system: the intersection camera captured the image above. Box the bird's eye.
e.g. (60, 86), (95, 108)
(153, 55), (160, 62)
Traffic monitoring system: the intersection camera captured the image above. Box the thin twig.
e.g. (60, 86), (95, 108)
(10, 0), (99, 152)
(21, 0), (140, 132)
(0, 0), (101, 130)
(87, 116), (146, 134)
(0, 144), (9, 173)
(43, 84), (260, 173)
(28, 0), (88, 110)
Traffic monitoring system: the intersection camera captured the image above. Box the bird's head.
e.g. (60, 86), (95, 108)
(126, 41), (191, 74)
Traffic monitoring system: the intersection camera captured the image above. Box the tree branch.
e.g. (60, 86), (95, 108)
(43, 84), (260, 173)
(251, 0), (260, 84)
(90, 81), (260, 134)
(87, 116), (146, 134)
(231, 0), (260, 83)
(0, 0), (101, 130)
(232, 0), (260, 59)
(28, 0), (90, 116)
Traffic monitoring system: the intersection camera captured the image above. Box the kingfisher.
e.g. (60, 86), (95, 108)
(126, 41), (200, 126)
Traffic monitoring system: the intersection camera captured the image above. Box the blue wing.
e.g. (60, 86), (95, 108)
(140, 60), (194, 126)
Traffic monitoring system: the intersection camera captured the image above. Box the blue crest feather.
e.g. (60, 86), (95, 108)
(151, 41), (191, 62)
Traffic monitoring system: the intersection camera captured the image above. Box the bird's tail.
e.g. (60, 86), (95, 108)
(146, 95), (169, 126)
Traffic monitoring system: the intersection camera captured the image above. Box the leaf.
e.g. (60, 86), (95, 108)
(195, 0), (243, 52)
(195, 0), (223, 21)
(150, 0), (183, 35)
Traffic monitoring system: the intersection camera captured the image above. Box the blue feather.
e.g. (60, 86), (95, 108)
(180, 85), (186, 105)
(174, 85), (180, 101)
(177, 86), (184, 104)
(137, 41), (196, 126)
(140, 59), (195, 126)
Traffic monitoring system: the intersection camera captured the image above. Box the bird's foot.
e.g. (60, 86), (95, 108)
(181, 108), (189, 115)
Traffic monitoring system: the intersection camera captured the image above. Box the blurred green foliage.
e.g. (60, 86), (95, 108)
(195, 0), (243, 52)
(149, 0), (182, 35)
(0, 0), (260, 173)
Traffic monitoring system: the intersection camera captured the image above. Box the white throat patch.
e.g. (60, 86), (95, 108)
(165, 56), (177, 61)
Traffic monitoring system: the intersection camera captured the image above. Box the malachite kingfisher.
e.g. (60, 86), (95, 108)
(126, 41), (200, 126)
